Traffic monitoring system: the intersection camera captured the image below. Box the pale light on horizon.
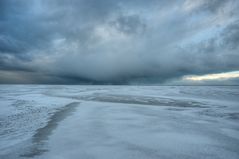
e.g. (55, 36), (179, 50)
(184, 71), (239, 81)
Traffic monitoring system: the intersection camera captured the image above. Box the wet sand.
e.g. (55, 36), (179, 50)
(21, 102), (80, 158)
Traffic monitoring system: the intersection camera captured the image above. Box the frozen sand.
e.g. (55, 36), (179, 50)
(0, 85), (239, 159)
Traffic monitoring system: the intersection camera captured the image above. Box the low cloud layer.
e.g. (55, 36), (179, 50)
(0, 0), (239, 84)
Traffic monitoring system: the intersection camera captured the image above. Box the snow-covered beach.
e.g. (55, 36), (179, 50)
(0, 85), (239, 159)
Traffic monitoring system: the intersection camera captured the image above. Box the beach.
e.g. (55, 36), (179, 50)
(0, 85), (239, 159)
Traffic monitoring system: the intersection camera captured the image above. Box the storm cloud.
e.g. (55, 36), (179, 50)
(0, 0), (239, 84)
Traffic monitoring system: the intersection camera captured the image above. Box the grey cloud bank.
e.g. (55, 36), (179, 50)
(0, 0), (239, 84)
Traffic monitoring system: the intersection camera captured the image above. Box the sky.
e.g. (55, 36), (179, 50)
(0, 0), (239, 85)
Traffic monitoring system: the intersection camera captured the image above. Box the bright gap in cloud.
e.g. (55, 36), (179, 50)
(183, 71), (239, 81)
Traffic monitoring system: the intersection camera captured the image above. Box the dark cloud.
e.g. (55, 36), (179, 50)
(110, 14), (146, 35)
(196, 0), (227, 13)
(222, 20), (239, 49)
(0, 0), (239, 84)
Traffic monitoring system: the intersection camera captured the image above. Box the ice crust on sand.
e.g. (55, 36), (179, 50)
(0, 85), (239, 159)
